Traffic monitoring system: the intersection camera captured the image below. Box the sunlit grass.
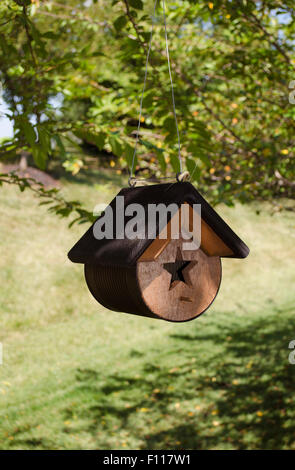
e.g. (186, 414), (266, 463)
(0, 172), (294, 449)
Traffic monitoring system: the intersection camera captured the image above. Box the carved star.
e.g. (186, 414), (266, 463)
(163, 248), (191, 289)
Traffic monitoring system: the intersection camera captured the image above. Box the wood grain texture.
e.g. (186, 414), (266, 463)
(74, 184), (249, 322)
(85, 206), (224, 321)
(84, 263), (157, 319)
(137, 238), (222, 322)
(138, 203), (233, 263)
(200, 218), (234, 257)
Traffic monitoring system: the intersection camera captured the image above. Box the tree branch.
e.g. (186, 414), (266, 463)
(22, 5), (38, 67)
(122, 0), (146, 47)
(245, 10), (294, 70)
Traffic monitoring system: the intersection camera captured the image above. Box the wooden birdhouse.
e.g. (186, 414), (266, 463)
(68, 182), (249, 322)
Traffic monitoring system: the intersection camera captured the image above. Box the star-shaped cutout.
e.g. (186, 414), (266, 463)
(163, 248), (192, 289)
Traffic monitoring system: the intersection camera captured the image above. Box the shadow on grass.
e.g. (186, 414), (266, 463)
(1, 424), (54, 450)
(4, 307), (294, 450)
(60, 306), (295, 450)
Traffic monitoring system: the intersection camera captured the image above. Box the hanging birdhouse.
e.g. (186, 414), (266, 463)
(68, 181), (249, 322)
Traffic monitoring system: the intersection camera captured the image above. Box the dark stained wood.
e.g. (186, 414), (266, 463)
(85, 207), (223, 322)
(73, 183), (249, 322)
(85, 239), (221, 322)
(69, 182), (250, 266)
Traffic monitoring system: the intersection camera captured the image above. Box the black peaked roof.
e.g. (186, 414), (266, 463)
(68, 182), (250, 267)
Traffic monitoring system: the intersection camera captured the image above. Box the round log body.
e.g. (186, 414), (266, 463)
(84, 238), (222, 322)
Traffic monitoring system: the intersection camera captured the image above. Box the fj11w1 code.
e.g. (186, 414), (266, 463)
(146, 454), (190, 465)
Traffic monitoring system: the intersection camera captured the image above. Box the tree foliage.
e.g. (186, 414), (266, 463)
(0, 0), (294, 219)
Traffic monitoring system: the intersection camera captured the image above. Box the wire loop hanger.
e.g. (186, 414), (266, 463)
(129, 0), (183, 185)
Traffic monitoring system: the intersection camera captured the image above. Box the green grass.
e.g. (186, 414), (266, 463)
(0, 171), (294, 450)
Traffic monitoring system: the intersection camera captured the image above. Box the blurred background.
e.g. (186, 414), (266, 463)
(0, 0), (294, 450)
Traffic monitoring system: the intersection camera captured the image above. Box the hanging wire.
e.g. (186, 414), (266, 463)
(130, 0), (182, 180)
(130, 0), (158, 179)
(162, 0), (182, 173)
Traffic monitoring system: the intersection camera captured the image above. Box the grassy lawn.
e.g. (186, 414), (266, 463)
(0, 171), (294, 450)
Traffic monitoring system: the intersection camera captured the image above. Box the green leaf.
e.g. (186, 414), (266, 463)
(163, 116), (177, 143)
(125, 143), (136, 168)
(74, 129), (105, 150)
(53, 135), (66, 159)
(37, 125), (50, 153)
(13, 0), (31, 5)
(140, 139), (164, 153)
(42, 31), (59, 40)
(187, 142), (211, 167)
(21, 121), (36, 147)
(31, 145), (47, 170)
(197, 150), (211, 167)
(125, 37), (139, 52)
(186, 157), (200, 181)
(93, 133), (106, 150)
(163, 116), (176, 134)
(170, 153), (181, 173)
(129, 0), (143, 10)
(114, 15), (128, 32)
(156, 149), (167, 173)
(109, 135), (122, 157)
